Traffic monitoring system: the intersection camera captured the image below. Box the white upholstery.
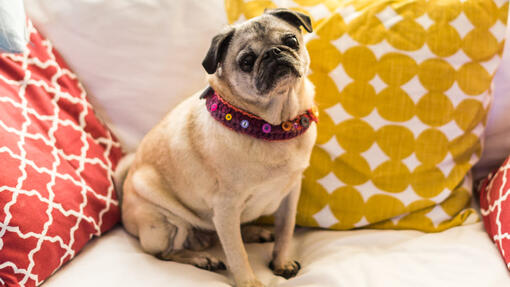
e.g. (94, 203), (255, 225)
(44, 223), (510, 287)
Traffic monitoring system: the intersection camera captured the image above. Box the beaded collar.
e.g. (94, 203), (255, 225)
(200, 87), (318, 141)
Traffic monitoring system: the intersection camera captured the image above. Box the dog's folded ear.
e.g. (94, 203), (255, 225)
(265, 8), (313, 33)
(202, 27), (235, 74)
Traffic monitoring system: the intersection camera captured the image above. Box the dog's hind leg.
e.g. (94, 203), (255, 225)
(157, 249), (226, 271)
(137, 216), (225, 271)
(127, 165), (224, 271)
(241, 225), (274, 243)
(185, 228), (217, 251)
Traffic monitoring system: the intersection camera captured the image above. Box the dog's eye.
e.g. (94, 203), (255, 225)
(240, 53), (255, 73)
(283, 35), (299, 49)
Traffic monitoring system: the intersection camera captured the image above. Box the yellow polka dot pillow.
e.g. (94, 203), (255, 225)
(226, 0), (509, 232)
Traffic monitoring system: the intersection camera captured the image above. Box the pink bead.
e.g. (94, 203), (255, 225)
(210, 103), (218, 111)
(262, 123), (271, 133)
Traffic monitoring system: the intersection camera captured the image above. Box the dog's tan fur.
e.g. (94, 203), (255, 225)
(115, 10), (316, 287)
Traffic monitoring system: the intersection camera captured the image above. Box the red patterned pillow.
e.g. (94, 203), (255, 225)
(479, 157), (510, 270)
(0, 22), (122, 286)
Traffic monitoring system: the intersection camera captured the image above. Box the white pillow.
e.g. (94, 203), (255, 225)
(0, 0), (28, 53)
(23, 0), (227, 151)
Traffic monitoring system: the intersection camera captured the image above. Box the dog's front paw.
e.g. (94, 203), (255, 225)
(237, 279), (265, 287)
(269, 259), (301, 279)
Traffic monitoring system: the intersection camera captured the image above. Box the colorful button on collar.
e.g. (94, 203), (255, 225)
(241, 120), (249, 128)
(202, 87), (318, 141)
(262, 123), (272, 133)
(300, 116), (310, 128)
(281, 121), (292, 131)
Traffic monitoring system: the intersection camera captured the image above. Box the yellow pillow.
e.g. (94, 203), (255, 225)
(225, 0), (509, 232)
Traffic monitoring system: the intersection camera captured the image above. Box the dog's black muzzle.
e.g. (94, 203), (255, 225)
(255, 47), (301, 94)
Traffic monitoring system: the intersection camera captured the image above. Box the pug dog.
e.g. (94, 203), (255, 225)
(114, 8), (317, 287)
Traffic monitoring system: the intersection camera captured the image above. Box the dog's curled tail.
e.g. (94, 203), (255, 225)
(113, 153), (136, 204)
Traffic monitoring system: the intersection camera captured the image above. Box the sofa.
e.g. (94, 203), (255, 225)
(3, 0), (510, 286)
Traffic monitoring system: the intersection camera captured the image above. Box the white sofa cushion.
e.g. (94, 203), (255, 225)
(44, 223), (510, 287)
(23, 0), (227, 151)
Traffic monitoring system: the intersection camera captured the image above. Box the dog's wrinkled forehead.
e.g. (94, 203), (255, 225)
(231, 15), (301, 50)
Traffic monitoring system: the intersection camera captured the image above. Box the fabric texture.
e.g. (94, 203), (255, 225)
(0, 0), (28, 53)
(0, 22), (122, 286)
(226, 0), (509, 232)
(203, 88), (318, 141)
(42, 223), (510, 287)
(479, 157), (510, 270)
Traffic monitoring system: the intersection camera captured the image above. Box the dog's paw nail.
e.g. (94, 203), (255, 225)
(193, 256), (225, 272)
(269, 260), (301, 279)
(218, 261), (227, 270)
(268, 260), (275, 270)
(155, 252), (170, 261)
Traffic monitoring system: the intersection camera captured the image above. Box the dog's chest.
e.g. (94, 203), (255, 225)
(239, 174), (296, 223)
(206, 123), (316, 223)
(226, 147), (306, 223)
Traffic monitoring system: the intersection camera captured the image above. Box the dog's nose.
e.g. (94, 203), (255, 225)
(263, 47), (282, 60)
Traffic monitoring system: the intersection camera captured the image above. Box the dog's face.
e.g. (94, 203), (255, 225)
(202, 9), (313, 124)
